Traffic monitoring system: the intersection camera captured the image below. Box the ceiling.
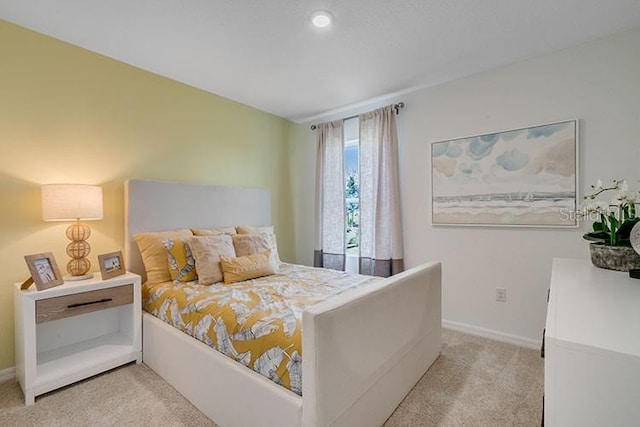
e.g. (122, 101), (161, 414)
(2, 1), (640, 123)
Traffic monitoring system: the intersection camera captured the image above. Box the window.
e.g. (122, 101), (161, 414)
(344, 117), (360, 255)
(315, 104), (403, 276)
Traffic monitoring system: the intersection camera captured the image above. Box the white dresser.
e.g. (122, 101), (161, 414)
(544, 258), (640, 426)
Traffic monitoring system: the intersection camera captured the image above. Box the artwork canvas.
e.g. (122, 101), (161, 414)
(431, 120), (577, 227)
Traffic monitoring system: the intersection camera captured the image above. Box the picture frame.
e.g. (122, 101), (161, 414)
(431, 119), (578, 227)
(24, 252), (64, 291)
(98, 251), (126, 279)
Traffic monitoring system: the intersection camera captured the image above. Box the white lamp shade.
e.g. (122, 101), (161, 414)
(42, 184), (103, 221)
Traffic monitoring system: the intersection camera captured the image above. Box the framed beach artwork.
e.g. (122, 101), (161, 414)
(431, 120), (578, 227)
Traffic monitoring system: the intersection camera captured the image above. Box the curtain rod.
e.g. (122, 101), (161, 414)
(310, 102), (404, 130)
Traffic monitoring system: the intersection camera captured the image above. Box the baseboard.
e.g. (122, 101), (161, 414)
(443, 319), (542, 350)
(0, 366), (16, 382)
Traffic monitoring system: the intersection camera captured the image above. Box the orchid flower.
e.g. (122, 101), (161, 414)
(583, 178), (638, 247)
(587, 201), (609, 214)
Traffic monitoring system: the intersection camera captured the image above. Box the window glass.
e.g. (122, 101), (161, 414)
(344, 117), (359, 255)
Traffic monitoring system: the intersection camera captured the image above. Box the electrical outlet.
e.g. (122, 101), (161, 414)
(496, 288), (507, 302)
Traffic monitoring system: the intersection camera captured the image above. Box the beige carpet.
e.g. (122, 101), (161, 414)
(0, 329), (543, 426)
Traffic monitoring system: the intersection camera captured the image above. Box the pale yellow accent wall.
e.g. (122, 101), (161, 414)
(0, 20), (293, 370)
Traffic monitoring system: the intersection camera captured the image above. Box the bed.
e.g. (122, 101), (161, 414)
(125, 179), (442, 427)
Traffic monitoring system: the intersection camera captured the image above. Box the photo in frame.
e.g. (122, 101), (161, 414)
(431, 120), (578, 227)
(98, 251), (126, 279)
(24, 252), (64, 290)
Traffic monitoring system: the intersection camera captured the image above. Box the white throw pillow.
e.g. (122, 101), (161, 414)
(235, 225), (281, 263)
(189, 235), (236, 285)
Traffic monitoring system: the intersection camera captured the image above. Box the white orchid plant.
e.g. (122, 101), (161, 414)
(583, 179), (639, 246)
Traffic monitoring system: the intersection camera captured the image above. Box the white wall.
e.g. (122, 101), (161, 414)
(290, 28), (640, 345)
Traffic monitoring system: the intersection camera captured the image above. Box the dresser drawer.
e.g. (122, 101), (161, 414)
(36, 284), (133, 324)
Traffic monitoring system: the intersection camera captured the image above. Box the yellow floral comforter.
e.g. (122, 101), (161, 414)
(143, 263), (380, 395)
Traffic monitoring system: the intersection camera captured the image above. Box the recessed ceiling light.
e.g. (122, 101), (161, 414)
(311, 11), (333, 28)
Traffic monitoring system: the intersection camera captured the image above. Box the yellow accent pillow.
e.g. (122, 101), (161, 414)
(235, 225), (281, 263)
(220, 250), (277, 284)
(134, 229), (193, 284)
(189, 235), (236, 285)
(192, 226), (237, 236)
(163, 238), (197, 283)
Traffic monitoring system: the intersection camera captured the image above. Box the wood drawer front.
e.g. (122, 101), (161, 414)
(36, 284), (133, 324)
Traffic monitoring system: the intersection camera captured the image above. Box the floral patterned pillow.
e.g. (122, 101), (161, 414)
(163, 238), (197, 283)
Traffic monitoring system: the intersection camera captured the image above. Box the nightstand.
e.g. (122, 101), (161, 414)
(14, 272), (142, 405)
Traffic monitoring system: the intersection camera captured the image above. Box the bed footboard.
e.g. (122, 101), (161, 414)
(301, 262), (442, 427)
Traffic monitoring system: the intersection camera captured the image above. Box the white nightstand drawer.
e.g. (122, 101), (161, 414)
(36, 284), (133, 324)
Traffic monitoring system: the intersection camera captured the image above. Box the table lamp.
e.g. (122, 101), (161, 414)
(42, 184), (103, 280)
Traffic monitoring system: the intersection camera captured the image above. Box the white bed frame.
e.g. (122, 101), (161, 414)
(125, 179), (441, 427)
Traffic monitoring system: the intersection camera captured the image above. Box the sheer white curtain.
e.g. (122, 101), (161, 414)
(359, 105), (404, 277)
(314, 120), (346, 271)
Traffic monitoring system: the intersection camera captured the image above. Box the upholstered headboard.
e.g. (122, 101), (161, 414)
(124, 179), (271, 281)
